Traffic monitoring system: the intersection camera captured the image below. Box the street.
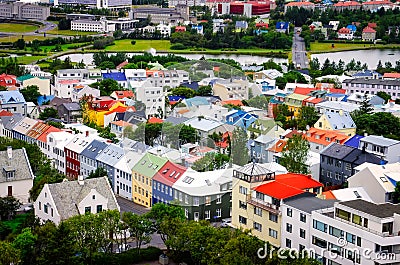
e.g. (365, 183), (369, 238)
(116, 195), (150, 215)
(292, 27), (308, 69)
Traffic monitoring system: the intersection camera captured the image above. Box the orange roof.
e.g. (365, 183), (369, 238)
(254, 181), (305, 199)
(148, 117), (163, 124)
(383, 73), (400, 78)
(111, 120), (132, 127)
(367, 22), (377, 28)
(0, 110), (13, 116)
(146, 70), (164, 77)
(306, 127), (349, 146)
(59, 79), (80, 85)
(286, 1), (314, 6)
(113, 90), (134, 99)
(275, 173), (323, 189)
(178, 109), (190, 114)
(221, 99), (244, 106)
(103, 105), (135, 115)
(37, 126), (62, 143)
(334, 1), (360, 6)
(268, 139), (287, 153)
(322, 190), (336, 200)
(304, 97), (324, 104)
(363, 0), (392, 5)
(293, 87), (316, 95)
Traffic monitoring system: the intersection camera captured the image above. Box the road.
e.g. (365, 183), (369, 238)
(116, 196), (150, 215)
(292, 27), (308, 69)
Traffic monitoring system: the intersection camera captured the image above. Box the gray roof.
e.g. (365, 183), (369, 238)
(80, 140), (109, 160)
(164, 116), (189, 125)
(343, 78), (400, 86)
(285, 196), (337, 214)
(96, 143), (125, 167)
(320, 143), (355, 159)
(339, 199), (400, 218)
(1, 114), (23, 130)
(324, 111), (355, 129)
(47, 177), (119, 221)
(360, 135), (400, 147)
(61, 102), (81, 111)
(57, 69), (89, 75)
(235, 162), (273, 176)
(0, 148), (34, 183)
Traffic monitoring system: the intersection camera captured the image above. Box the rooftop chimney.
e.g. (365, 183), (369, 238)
(85, 131), (89, 137)
(78, 175), (84, 185)
(7, 146), (12, 159)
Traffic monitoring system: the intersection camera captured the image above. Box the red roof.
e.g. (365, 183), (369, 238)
(267, 139), (287, 153)
(363, 0), (392, 5)
(175, 26), (186, 32)
(363, 26), (376, 33)
(293, 87), (316, 95)
(275, 173), (323, 189)
(383, 73), (400, 79)
(0, 110), (13, 116)
(254, 182), (305, 199)
(59, 79), (80, 85)
(322, 190), (336, 200)
(286, 1), (314, 6)
(304, 97), (324, 104)
(334, 1), (361, 6)
(148, 117), (163, 124)
(255, 22), (269, 28)
(104, 105), (135, 115)
(116, 61), (129, 70)
(37, 126), (62, 143)
(110, 120), (132, 127)
(221, 99), (244, 106)
(112, 90), (134, 99)
(367, 22), (377, 29)
(338, 27), (351, 34)
(153, 161), (187, 186)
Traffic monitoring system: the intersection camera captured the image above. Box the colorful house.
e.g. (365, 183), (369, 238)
(225, 109), (258, 129)
(314, 111), (356, 136)
(131, 153), (168, 207)
(83, 98), (129, 127)
(0, 73), (16, 87)
(268, 92), (287, 118)
(362, 26), (376, 41)
(284, 93), (309, 118)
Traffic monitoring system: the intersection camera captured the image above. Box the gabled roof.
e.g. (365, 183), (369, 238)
(383, 73), (400, 79)
(267, 139), (287, 153)
(153, 161), (187, 186)
(37, 125), (62, 143)
(61, 102), (80, 111)
(0, 148), (34, 183)
(81, 139), (109, 160)
(46, 177), (119, 221)
(0, 91), (25, 104)
(320, 142), (355, 159)
(0, 110), (12, 116)
(322, 111), (356, 129)
(131, 153), (168, 178)
(362, 26), (376, 33)
(96, 143), (125, 167)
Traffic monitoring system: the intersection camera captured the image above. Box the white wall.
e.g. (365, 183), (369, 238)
(0, 179), (32, 203)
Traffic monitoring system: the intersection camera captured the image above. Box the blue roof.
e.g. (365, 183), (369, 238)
(185, 97), (209, 107)
(0, 91), (25, 104)
(344, 134), (365, 148)
(168, 95), (185, 102)
(102, 72), (127, 82)
(81, 140), (109, 160)
(326, 93), (345, 98)
(346, 24), (357, 32)
(192, 25), (203, 29)
(352, 70), (382, 78)
(276, 22), (289, 30)
(181, 81), (199, 90)
(323, 0), (333, 4)
(341, 95), (349, 102)
(37, 95), (55, 106)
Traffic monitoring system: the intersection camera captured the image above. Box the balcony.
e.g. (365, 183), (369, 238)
(247, 195), (280, 214)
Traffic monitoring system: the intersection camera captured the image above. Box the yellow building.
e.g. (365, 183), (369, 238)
(83, 100), (128, 127)
(17, 74), (51, 95)
(284, 93), (309, 118)
(232, 164), (323, 247)
(131, 153), (168, 207)
(314, 110), (356, 136)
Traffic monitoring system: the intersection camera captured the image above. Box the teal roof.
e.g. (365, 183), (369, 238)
(132, 153), (168, 178)
(17, 74), (34, 82)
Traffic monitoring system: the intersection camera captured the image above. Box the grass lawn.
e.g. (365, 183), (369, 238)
(310, 41), (400, 53)
(0, 23), (38, 33)
(46, 29), (95, 36)
(3, 213), (29, 233)
(16, 55), (47, 64)
(0, 35), (49, 43)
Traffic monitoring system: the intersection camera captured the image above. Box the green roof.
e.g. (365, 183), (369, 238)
(17, 74), (34, 82)
(132, 153), (168, 178)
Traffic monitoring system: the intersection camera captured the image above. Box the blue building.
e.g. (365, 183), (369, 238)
(346, 24), (357, 33)
(276, 22), (289, 33)
(80, 139), (109, 178)
(96, 143), (125, 189)
(225, 110), (258, 129)
(152, 161), (187, 205)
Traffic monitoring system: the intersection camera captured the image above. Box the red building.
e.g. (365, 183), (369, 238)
(218, 1), (272, 16)
(0, 74), (16, 87)
(64, 134), (94, 180)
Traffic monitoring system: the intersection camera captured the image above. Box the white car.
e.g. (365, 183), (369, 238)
(221, 218), (232, 228)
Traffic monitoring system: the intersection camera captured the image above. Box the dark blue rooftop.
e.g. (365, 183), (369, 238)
(102, 72), (127, 82)
(81, 140), (109, 160)
(344, 134), (365, 148)
(37, 95), (55, 106)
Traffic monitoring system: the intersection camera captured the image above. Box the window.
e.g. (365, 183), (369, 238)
(336, 208), (350, 221)
(269, 228), (278, 239)
(205, 210), (210, 220)
(352, 214), (362, 225)
(205, 196), (211, 205)
(44, 204), (48, 214)
(286, 223), (293, 233)
(254, 207), (262, 217)
(39, 201), (41, 210)
(85, 206), (91, 213)
(269, 213), (278, 223)
(216, 194), (222, 204)
(346, 232), (356, 244)
(313, 220), (327, 232)
(216, 208), (221, 217)
(239, 186), (248, 194)
(253, 222), (262, 232)
(300, 213), (306, 222)
(185, 208), (189, 218)
(286, 239), (292, 248)
(239, 200), (247, 210)
(193, 197), (199, 206)
(300, 229), (306, 239)
(287, 208), (292, 217)
(312, 236), (327, 248)
(239, 215), (247, 225)
(329, 226), (344, 238)
(96, 205), (103, 213)
(345, 163), (351, 171)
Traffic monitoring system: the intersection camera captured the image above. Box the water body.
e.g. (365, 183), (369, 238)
(58, 52), (288, 66)
(311, 49), (400, 69)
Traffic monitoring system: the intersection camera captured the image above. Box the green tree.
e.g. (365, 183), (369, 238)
(170, 86), (197, 98)
(280, 134), (310, 174)
(393, 182), (400, 203)
(122, 212), (154, 253)
(230, 127), (249, 166)
(297, 106), (320, 130)
(20, 85), (41, 104)
(90, 78), (122, 96)
(39, 107), (59, 120)
(0, 241), (20, 265)
(0, 196), (21, 221)
(14, 38), (26, 50)
(377, 91), (391, 103)
(13, 228), (37, 265)
(262, 59), (283, 72)
(87, 167), (108, 179)
(197, 85), (213, 96)
(245, 95), (271, 110)
(98, 61), (116, 70)
(191, 152), (230, 172)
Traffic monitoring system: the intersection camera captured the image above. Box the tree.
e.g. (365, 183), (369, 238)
(245, 95), (271, 110)
(358, 94), (374, 115)
(377, 91), (391, 103)
(14, 38), (26, 50)
(87, 167), (108, 179)
(393, 181), (400, 203)
(20, 85), (41, 104)
(0, 196), (21, 220)
(39, 107), (59, 120)
(170, 86), (197, 99)
(197, 85), (213, 96)
(122, 212), (154, 253)
(230, 127), (249, 166)
(262, 59), (283, 72)
(98, 61), (116, 70)
(191, 152), (230, 172)
(297, 106), (320, 130)
(280, 134), (310, 174)
(0, 241), (20, 265)
(90, 79), (121, 96)
(13, 228), (37, 265)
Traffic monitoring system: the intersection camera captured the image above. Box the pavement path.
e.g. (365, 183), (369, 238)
(292, 27), (309, 69)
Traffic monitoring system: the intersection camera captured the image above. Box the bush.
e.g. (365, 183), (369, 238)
(170, 43), (186, 50)
(91, 247), (162, 265)
(131, 40), (136, 45)
(93, 37), (115, 49)
(140, 246), (163, 261)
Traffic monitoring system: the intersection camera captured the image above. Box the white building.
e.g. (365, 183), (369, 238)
(134, 80), (165, 117)
(71, 18), (115, 33)
(156, 23), (171, 37)
(71, 85), (101, 102)
(359, 135), (400, 163)
(315, 101), (359, 115)
(34, 177), (120, 225)
(53, 79), (80, 99)
(54, 0), (131, 9)
(46, 131), (75, 174)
